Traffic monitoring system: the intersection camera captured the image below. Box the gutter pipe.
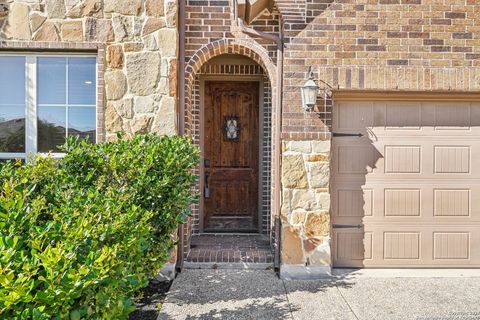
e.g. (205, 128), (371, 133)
(176, 0), (186, 273)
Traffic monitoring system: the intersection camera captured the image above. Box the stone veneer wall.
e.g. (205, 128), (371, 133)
(0, 0), (178, 141)
(0, 0), (179, 279)
(280, 140), (331, 278)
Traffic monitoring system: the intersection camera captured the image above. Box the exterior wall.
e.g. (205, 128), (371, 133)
(3, 0), (479, 278)
(185, 0), (279, 62)
(281, 0), (480, 140)
(0, 0), (179, 141)
(279, 0), (480, 278)
(0, 0), (180, 274)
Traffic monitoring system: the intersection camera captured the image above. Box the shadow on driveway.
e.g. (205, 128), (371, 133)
(158, 269), (480, 320)
(157, 269), (354, 320)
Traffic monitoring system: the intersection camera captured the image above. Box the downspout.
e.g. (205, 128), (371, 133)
(178, 0), (185, 136)
(274, 21), (283, 273)
(176, 0), (186, 273)
(236, 14), (284, 272)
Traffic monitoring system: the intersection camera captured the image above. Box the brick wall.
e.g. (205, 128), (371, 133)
(280, 0), (480, 140)
(185, 0), (280, 62)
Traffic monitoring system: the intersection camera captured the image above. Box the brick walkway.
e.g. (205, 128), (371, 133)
(186, 234), (274, 264)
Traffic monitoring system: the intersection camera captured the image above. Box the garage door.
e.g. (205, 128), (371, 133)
(331, 100), (480, 268)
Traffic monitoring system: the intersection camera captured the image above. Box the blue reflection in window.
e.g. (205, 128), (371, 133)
(0, 56), (25, 106)
(0, 57), (26, 152)
(38, 106), (66, 152)
(68, 58), (96, 105)
(68, 107), (96, 143)
(38, 57), (67, 105)
(37, 56), (96, 152)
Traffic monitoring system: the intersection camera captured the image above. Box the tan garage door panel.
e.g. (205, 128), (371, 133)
(332, 101), (480, 268)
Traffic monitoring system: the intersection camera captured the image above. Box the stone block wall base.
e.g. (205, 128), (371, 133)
(157, 263), (176, 282)
(280, 264), (332, 280)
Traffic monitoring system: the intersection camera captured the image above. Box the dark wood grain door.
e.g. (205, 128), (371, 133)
(204, 81), (259, 232)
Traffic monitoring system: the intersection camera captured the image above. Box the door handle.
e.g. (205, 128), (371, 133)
(332, 224), (363, 229)
(204, 171), (210, 198)
(332, 132), (363, 137)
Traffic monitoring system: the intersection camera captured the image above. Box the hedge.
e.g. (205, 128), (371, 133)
(0, 134), (199, 319)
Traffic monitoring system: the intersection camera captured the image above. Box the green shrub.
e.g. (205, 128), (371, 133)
(0, 134), (199, 319)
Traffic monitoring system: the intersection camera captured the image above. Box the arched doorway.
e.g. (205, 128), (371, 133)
(201, 57), (263, 232)
(182, 40), (277, 264)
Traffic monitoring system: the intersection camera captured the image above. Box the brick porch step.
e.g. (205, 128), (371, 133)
(184, 234), (274, 270)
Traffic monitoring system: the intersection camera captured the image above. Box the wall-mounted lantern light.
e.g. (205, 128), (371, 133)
(300, 66), (319, 112)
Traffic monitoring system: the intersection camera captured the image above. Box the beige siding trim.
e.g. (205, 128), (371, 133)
(333, 90), (480, 102)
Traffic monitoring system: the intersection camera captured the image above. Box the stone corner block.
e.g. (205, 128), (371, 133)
(304, 211), (330, 239)
(307, 161), (330, 189)
(152, 96), (177, 136)
(312, 140), (331, 153)
(282, 154), (308, 189)
(287, 140), (312, 153)
(304, 236), (331, 266)
(281, 226), (305, 265)
(156, 28), (178, 57)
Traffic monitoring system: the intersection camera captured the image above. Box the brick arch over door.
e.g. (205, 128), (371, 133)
(185, 38), (277, 103)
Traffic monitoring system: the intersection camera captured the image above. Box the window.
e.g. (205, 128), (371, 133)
(0, 56), (25, 154)
(0, 54), (97, 160)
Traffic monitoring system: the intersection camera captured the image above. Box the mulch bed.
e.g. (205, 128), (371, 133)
(129, 280), (172, 320)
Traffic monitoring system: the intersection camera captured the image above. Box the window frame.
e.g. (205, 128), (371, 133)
(0, 52), (98, 161)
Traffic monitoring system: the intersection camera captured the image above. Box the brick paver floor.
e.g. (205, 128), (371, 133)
(186, 234), (274, 264)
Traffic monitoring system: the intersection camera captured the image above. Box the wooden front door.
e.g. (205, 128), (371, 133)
(203, 81), (259, 232)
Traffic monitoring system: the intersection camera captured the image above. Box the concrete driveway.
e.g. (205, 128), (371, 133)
(158, 269), (480, 320)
